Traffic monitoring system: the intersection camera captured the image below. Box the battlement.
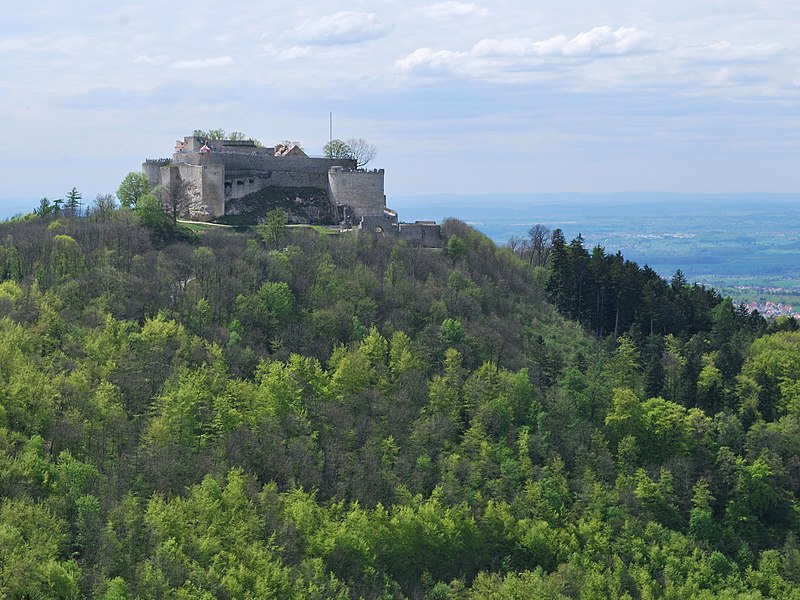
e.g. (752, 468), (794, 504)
(327, 167), (386, 222)
(329, 166), (385, 174)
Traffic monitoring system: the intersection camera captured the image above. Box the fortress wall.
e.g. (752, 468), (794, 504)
(201, 164), (225, 218)
(223, 171), (329, 201)
(359, 213), (399, 235)
(398, 223), (443, 248)
(182, 152), (355, 174)
(224, 173), (272, 201)
(160, 163), (225, 221)
(328, 169), (386, 219)
(263, 170), (328, 189)
(142, 160), (169, 189)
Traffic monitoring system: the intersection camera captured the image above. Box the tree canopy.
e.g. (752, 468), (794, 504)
(0, 205), (797, 599)
(116, 171), (150, 209)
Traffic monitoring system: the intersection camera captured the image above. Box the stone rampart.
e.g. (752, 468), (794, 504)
(143, 136), (394, 227)
(328, 168), (386, 220)
(160, 163), (225, 221)
(399, 222), (443, 248)
(143, 159), (171, 188)
(181, 152), (355, 174)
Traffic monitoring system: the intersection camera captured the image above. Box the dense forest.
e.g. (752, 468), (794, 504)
(1, 199), (799, 599)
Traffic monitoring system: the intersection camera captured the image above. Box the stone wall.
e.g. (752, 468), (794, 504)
(146, 137), (388, 224)
(200, 164), (225, 219)
(143, 159), (171, 189)
(181, 152), (355, 175)
(399, 222), (443, 248)
(159, 163), (225, 221)
(327, 168), (386, 220)
(358, 212), (399, 235)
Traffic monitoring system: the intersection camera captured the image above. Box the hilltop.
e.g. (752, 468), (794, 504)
(0, 210), (798, 598)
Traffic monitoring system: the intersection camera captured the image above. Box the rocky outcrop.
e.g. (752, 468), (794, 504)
(219, 186), (335, 226)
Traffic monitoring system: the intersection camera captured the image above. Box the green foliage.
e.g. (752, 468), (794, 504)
(323, 138), (352, 159)
(134, 192), (172, 233)
(191, 129), (262, 146)
(193, 128), (226, 140)
(256, 208), (288, 249)
(64, 186), (82, 216)
(116, 171), (150, 209)
(0, 214), (795, 598)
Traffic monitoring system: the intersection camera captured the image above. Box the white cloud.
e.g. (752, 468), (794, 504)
(395, 48), (469, 74)
(417, 2), (489, 19)
(562, 26), (652, 56)
(277, 46), (313, 60)
(133, 55), (155, 64)
(292, 11), (389, 46)
(472, 26), (652, 59)
(397, 26), (654, 77)
(169, 56), (234, 69)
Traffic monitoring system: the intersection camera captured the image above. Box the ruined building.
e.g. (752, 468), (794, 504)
(143, 135), (385, 224)
(143, 134), (441, 246)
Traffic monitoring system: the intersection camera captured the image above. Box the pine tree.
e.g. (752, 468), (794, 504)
(64, 187), (82, 216)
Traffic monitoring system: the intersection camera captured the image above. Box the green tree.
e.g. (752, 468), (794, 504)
(256, 209), (288, 249)
(33, 197), (54, 217)
(134, 193), (172, 234)
(323, 139), (352, 159)
(65, 187), (82, 216)
(193, 128), (226, 140)
(117, 172), (150, 209)
(90, 193), (117, 220)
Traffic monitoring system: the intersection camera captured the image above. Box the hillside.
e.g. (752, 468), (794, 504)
(0, 210), (799, 598)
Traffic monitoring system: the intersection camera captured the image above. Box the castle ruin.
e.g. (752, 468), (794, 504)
(143, 134), (441, 246)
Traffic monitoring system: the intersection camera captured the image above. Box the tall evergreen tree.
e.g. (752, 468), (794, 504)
(64, 187), (82, 216)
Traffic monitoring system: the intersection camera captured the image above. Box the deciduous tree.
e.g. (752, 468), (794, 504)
(117, 172), (150, 209)
(345, 138), (377, 168)
(159, 177), (195, 225)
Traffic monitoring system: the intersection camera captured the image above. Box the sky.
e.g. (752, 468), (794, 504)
(1, 0), (799, 209)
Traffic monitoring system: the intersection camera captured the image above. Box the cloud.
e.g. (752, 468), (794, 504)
(169, 56), (234, 69)
(562, 26), (652, 56)
(292, 11), (389, 46)
(395, 48), (469, 75)
(417, 2), (489, 19)
(133, 55), (155, 64)
(396, 26), (654, 77)
(473, 26), (653, 59)
(677, 41), (783, 62)
(277, 46), (313, 60)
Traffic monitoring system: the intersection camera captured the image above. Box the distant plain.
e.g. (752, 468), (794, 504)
(393, 193), (800, 307)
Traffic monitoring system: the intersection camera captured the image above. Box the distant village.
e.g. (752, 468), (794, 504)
(745, 301), (800, 319)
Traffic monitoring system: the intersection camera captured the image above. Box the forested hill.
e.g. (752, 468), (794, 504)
(1, 210), (799, 599)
